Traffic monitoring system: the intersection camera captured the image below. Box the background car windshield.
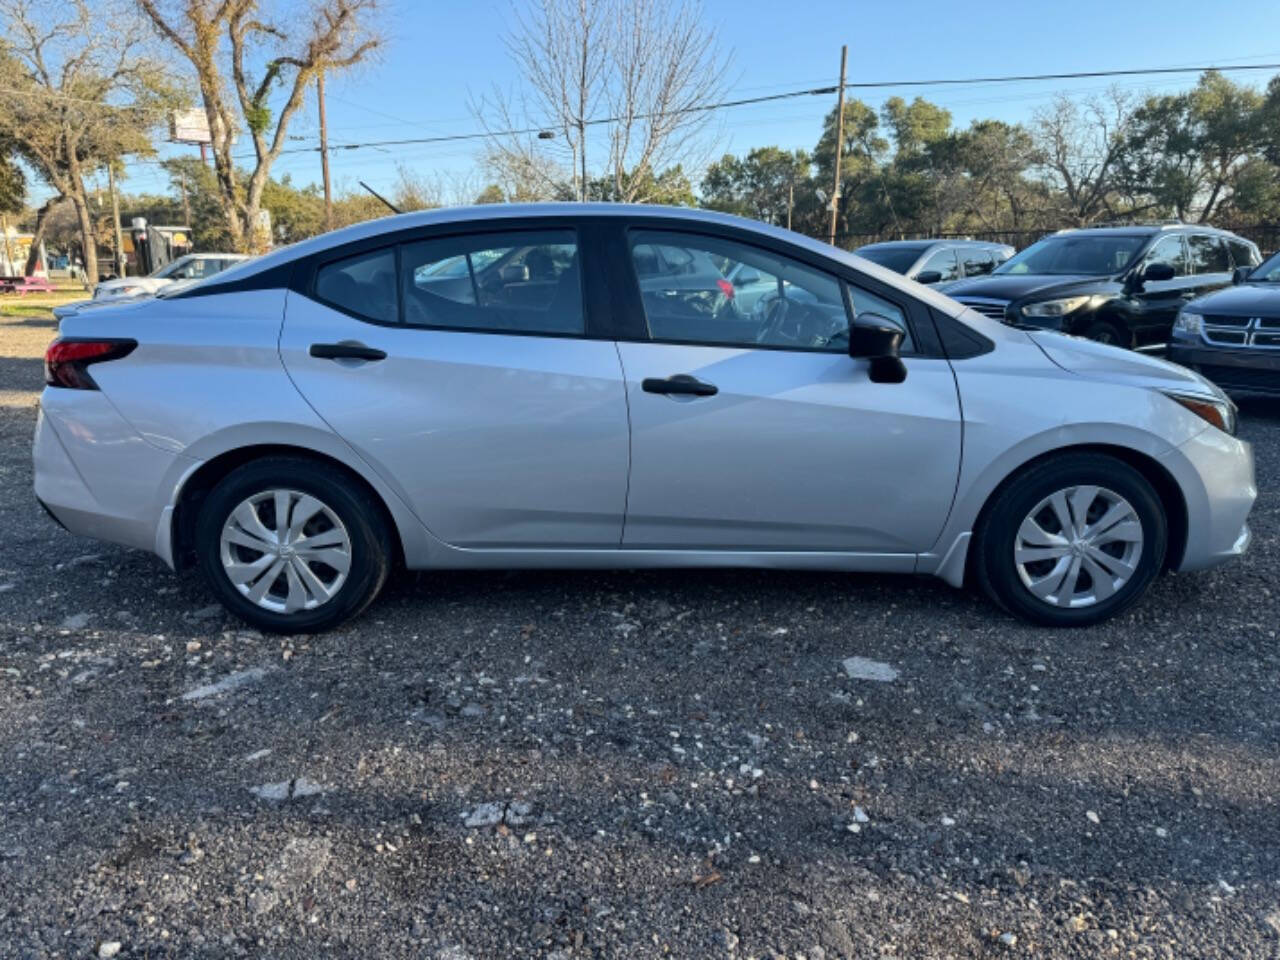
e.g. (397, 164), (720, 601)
(994, 235), (1146, 276)
(151, 256), (194, 279)
(855, 246), (927, 273)
(1249, 250), (1280, 281)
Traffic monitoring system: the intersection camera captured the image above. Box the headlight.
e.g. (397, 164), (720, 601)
(1163, 391), (1237, 435)
(1021, 296), (1091, 318)
(1173, 308), (1203, 336)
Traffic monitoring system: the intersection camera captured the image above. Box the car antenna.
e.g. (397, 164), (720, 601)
(360, 180), (401, 215)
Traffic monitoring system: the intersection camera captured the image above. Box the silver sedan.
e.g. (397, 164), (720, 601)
(33, 205), (1256, 632)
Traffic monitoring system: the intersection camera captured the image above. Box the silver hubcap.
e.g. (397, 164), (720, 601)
(1014, 485), (1144, 608)
(219, 489), (352, 614)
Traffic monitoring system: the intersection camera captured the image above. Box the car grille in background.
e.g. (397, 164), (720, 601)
(1197, 364), (1280, 391)
(955, 298), (1009, 322)
(1203, 315), (1280, 349)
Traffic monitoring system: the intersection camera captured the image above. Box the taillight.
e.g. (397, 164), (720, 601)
(716, 278), (735, 300)
(44, 338), (137, 390)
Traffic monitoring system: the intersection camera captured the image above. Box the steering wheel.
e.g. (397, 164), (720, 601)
(754, 295), (790, 346)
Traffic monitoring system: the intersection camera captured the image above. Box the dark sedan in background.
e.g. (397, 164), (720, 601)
(1170, 249), (1280, 397)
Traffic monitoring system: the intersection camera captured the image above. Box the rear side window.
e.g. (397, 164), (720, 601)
(314, 248), (398, 324)
(1227, 239), (1260, 269)
(1187, 235), (1231, 275)
(399, 230), (582, 335)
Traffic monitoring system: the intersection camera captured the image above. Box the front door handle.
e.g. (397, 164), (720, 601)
(641, 374), (718, 397)
(310, 341), (387, 362)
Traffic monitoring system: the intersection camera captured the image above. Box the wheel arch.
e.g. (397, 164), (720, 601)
(967, 442), (1189, 582)
(170, 444), (410, 571)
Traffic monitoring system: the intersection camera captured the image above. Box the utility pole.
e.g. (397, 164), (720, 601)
(827, 44), (848, 248)
(317, 70), (334, 231)
(786, 177), (794, 231)
(178, 166), (192, 230)
(107, 163), (126, 278)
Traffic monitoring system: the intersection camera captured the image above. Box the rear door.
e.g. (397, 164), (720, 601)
(615, 227), (963, 554)
(279, 224), (631, 549)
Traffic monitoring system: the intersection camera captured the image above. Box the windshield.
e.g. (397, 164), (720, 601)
(994, 235), (1146, 277)
(151, 255), (195, 279)
(855, 245), (929, 274)
(1248, 249), (1280, 282)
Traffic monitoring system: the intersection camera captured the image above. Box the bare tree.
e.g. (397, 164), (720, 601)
(1032, 89), (1142, 226)
(477, 0), (728, 203)
(0, 0), (173, 282)
(137, 0), (380, 251)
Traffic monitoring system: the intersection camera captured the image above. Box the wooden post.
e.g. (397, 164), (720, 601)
(317, 70), (334, 231)
(107, 163), (126, 277)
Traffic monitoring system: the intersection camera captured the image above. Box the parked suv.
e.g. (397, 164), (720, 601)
(1169, 248), (1280, 396)
(854, 239), (1014, 285)
(939, 224), (1261, 347)
(34, 205), (1254, 633)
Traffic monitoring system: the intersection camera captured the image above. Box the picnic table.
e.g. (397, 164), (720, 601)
(0, 275), (55, 295)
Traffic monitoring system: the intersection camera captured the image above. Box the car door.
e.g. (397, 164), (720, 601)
(278, 226), (631, 549)
(1128, 233), (1195, 344)
(615, 227), (963, 555)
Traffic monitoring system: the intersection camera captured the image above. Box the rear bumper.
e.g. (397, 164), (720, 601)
(1168, 343), (1280, 396)
(33, 391), (196, 564)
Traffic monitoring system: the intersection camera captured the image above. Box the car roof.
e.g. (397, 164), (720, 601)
(858, 239), (1010, 250)
(1053, 223), (1248, 240)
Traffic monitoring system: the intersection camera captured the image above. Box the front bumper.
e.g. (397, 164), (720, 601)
(1168, 342), (1280, 397)
(1159, 425), (1256, 573)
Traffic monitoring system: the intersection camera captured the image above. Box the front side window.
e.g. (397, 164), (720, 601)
(628, 231), (910, 352)
(917, 248), (960, 282)
(401, 230), (582, 334)
(1187, 235), (1231, 275)
(315, 248), (397, 324)
(1142, 234), (1188, 277)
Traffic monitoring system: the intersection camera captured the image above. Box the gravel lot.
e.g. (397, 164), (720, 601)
(1, 308), (1278, 959)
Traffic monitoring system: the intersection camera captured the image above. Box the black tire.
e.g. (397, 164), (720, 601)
(1082, 320), (1128, 347)
(195, 456), (392, 634)
(972, 453), (1168, 627)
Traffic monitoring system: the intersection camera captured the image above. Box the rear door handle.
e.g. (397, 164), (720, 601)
(641, 374), (718, 397)
(310, 342), (387, 362)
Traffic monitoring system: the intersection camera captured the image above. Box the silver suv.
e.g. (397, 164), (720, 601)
(34, 205), (1255, 632)
(854, 239), (1014, 284)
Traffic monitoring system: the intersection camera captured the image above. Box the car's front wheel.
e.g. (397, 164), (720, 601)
(973, 453), (1168, 627)
(195, 457), (392, 634)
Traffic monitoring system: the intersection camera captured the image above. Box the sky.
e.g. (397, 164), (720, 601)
(104, 0), (1280, 208)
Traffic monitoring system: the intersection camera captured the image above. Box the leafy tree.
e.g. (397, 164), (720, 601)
(701, 147), (813, 227)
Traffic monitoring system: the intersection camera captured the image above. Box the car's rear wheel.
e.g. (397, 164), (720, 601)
(195, 457), (391, 634)
(973, 453), (1167, 627)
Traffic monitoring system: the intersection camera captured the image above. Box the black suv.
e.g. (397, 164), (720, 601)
(938, 224), (1262, 347)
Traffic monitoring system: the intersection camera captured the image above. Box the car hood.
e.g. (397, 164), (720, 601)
(1186, 282), (1280, 315)
(1027, 330), (1224, 399)
(938, 273), (1109, 301)
(96, 276), (169, 296)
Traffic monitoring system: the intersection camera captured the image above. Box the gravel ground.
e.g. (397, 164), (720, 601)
(2, 310), (1279, 959)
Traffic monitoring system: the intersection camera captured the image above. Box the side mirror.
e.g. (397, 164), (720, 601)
(1232, 265), (1253, 285)
(500, 263), (530, 284)
(848, 314), (907, 384)
(733, 268), (760, 286)
(1142, 262), (1176, 283)
(914, 270), (943, 285)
